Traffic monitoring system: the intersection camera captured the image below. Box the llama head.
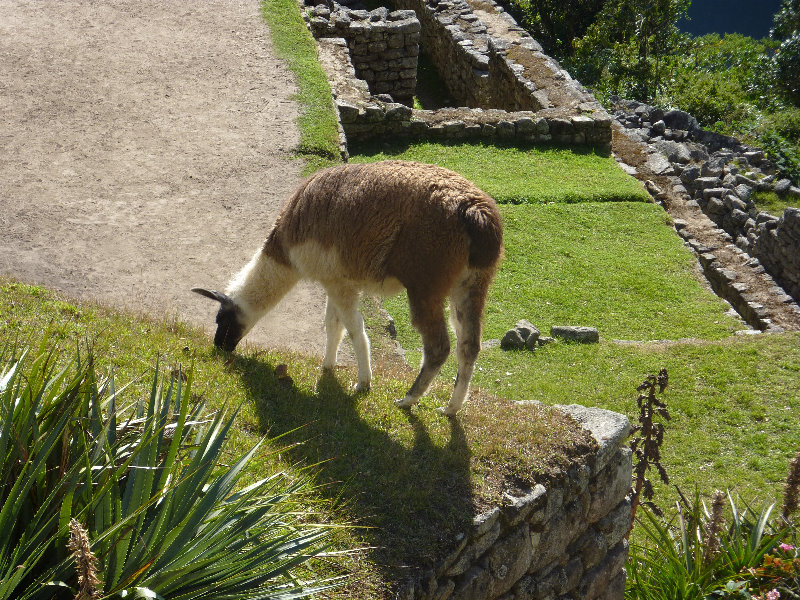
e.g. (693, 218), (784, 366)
(191, 288), (246, 352)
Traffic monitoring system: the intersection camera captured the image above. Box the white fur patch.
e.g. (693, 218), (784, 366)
(288, 241), (404, 297)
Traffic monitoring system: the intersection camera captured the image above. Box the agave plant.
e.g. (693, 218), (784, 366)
(0, 342), (342, 600)
(626, 488), (794, 600)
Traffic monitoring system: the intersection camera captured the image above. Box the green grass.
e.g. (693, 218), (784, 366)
(752, 189), (799, 217)
(384, 199), (742, 362)
(0, 278), (590, 600)
(261, 0), (341, 171)
(350, 141), (651, 204)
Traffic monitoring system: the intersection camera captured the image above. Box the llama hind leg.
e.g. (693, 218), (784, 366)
(396, 296), (450, 408)
(326, 285), (371, 391)
(440, 271), (489, 415)
(322, 297), (346, 370)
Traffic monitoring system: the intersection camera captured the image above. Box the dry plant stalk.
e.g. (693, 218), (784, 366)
(702, 490), (726, 565)
(628, 368), (670, 537)
(67, 518), (102, 600)
(782, 446), (800, 521)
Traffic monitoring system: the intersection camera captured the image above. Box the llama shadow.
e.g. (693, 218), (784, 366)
(232, 354), (474, 588)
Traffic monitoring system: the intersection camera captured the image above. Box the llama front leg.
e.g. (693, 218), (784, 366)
(326, 286), (372, 391)
(322, 297), (345, 370)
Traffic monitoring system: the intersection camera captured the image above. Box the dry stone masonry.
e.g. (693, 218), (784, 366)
(611, 98), (800, 323)
(308, 6), (421, 104)
(396, 406), (632, 600)
(303, 0), (612, 149)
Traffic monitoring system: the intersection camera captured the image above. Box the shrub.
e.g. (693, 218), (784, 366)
(759, 129), (800, 184)
(626, 490), (798, 599)
(771, 34), (800, 104)
(0, 342), (339, 599)
(759, 107), (800, 143)
(667, 70), (754, 131)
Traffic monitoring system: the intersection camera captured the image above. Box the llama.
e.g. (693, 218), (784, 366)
(193, 160), (503, 415)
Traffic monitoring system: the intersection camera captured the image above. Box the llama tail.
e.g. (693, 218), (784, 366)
(461, 198), (503, 269)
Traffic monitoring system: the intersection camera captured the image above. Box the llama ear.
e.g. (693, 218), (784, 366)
(191, 287), (232, 305)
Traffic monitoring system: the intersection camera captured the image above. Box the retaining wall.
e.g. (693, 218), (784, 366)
(316, 35), (611, 149)
(305, 0), (612, 150)
(399, 405), (632, 600)
(309, 6), (420, 104)
(612, 98), (800, 307)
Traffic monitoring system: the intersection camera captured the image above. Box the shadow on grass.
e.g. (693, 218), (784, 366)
(231, 353), (474, 586)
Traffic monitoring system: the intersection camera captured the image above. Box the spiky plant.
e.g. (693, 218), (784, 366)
(0, 341), (343, 600)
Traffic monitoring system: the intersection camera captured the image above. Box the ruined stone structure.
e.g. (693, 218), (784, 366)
(304, 0), (612, 149)
(612, 98), (800, 311)
(309, 6), (420, 104)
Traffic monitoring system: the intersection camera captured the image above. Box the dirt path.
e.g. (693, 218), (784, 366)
(0, 0), (329, 354)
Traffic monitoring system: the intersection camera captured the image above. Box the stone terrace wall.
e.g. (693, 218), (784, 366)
(305, 0), (612, 149)
(316, 35), (612, 148)
(752, 208), (800, 301)
(398, 405), (632, 600)
(391, 0), (539, 110)
(308, 6), (421, 104)
(612, 97), (800, 306)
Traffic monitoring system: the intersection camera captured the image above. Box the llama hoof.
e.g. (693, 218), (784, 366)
(354, 380), (371, 393)
(435, 406), (459, 418)
(394, 395), (417, 409)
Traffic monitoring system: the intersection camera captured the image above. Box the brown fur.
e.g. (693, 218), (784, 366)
(264, 161), (503, 292)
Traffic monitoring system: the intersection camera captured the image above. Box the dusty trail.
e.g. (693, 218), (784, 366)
(0, 0), (328, 354)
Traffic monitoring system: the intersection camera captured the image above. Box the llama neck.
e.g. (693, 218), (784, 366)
(226, 249), (299, 324)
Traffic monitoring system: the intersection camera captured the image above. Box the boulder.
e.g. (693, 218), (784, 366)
(501, 319), (540, 350)
(775, 178), (792, 195)
(550, 326), (599, 344)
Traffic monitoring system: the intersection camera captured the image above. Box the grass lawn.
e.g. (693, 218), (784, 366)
(752, 189), (799, 217)
(347, 142), (798, 512)
(350, 140), (651, 204)
(260, 0), (341, 172)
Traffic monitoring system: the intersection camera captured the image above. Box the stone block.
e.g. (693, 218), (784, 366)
(486, 524), (533, 597)
(548, 118), (572, 137)
(572, 529), (607, 571)
(550, 326), (599, 343)
(387, 32), (405, 48)
(336, 101), (360, 123)
(588, 449), (632, 523)
(503, 483), (547, 526)
(450, 566), (492, 600)
(445, 521), (501, 577)
(579, 540), (628, 600)
(555, 405), (630, 475)
(595, 497), (632, 548)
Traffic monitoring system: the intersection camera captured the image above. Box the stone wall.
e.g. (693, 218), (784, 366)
(317, 35), (611, 148)
(611, 97), (800, 306)
(752, 208), (800, 301)
(304, 0), (612, 149)
(398, 405), (632, 600)
(308, 6), (421, 103)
